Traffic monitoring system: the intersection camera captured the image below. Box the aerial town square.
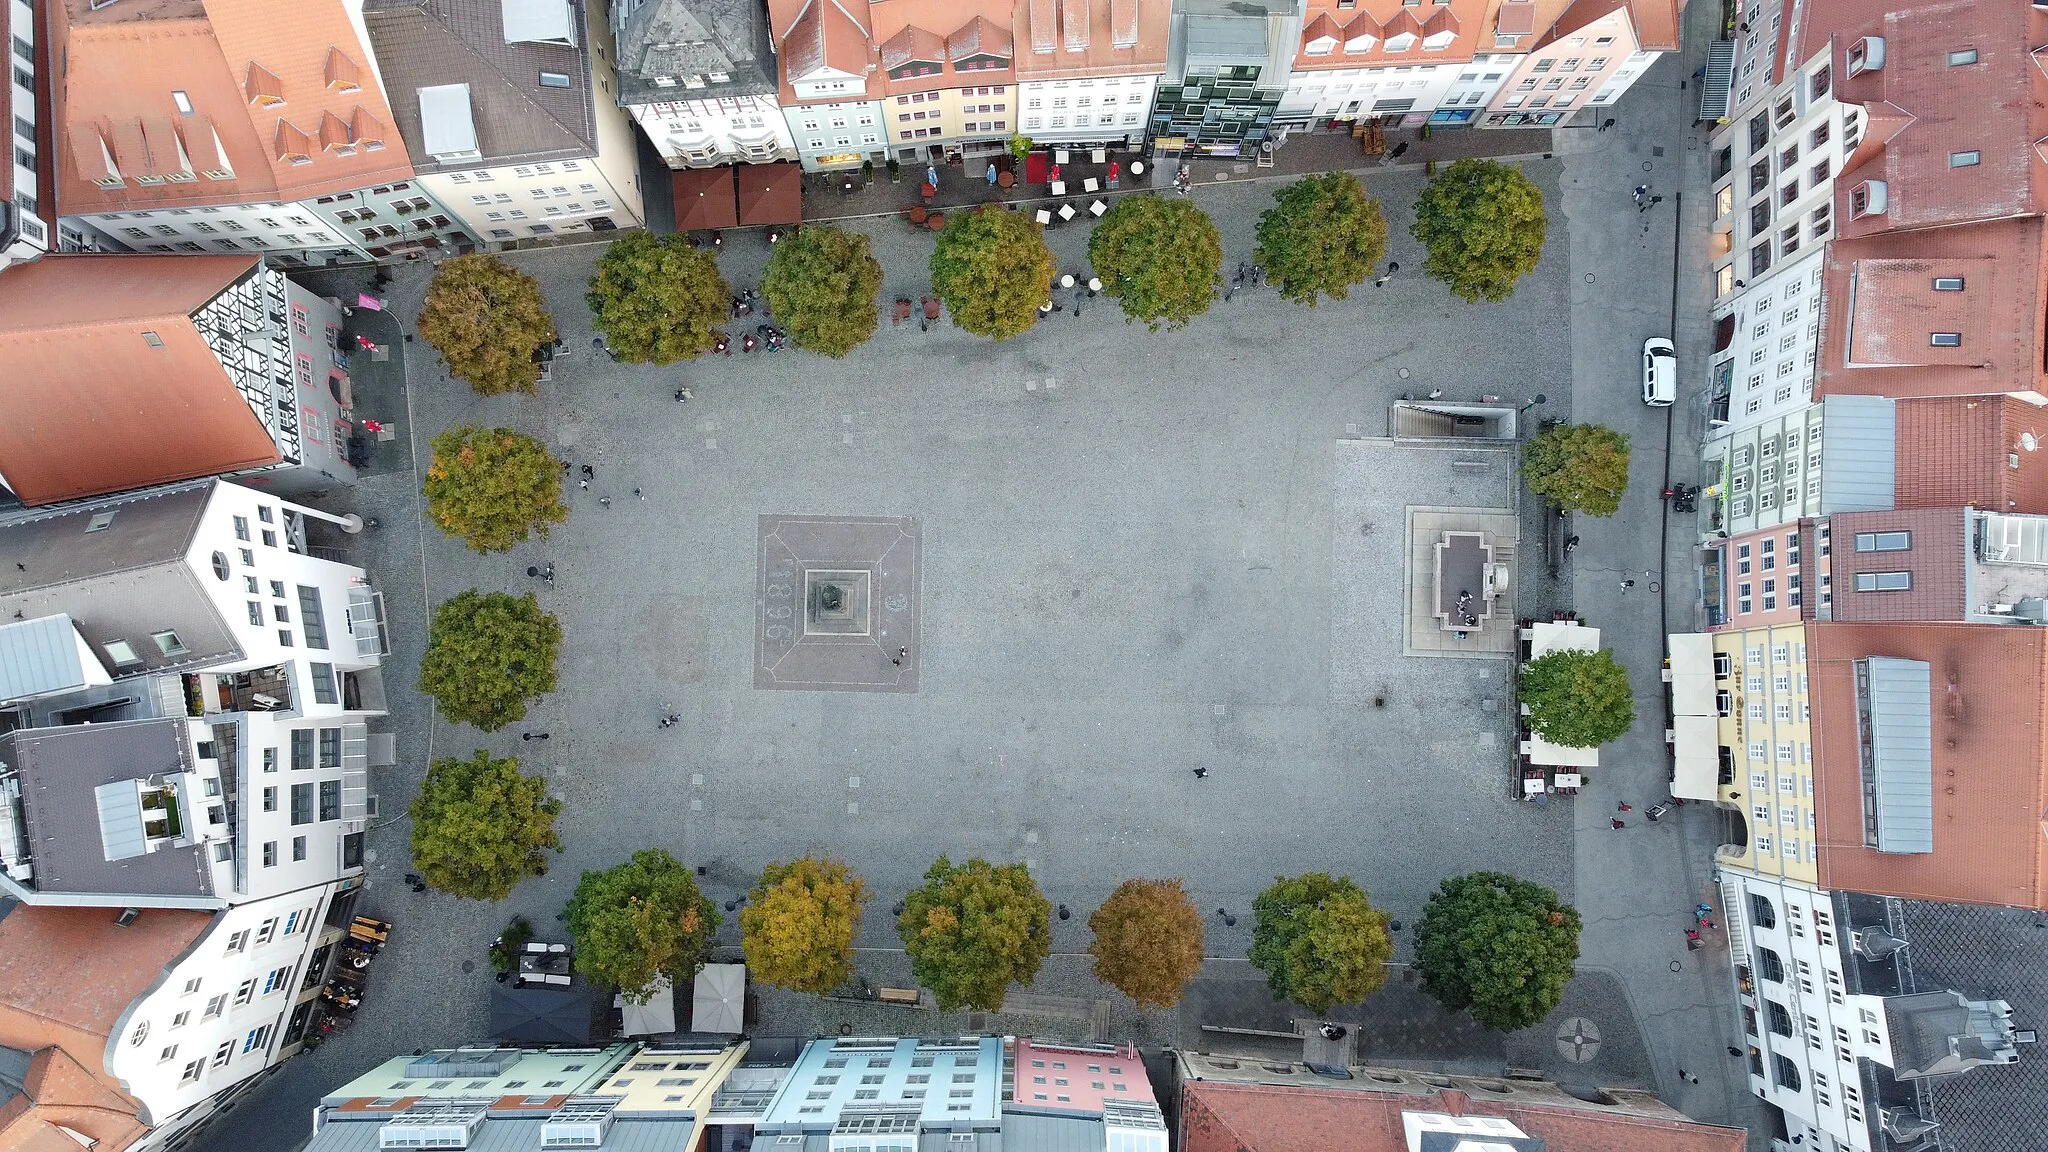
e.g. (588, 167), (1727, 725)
(0, 0), (2043, 1151)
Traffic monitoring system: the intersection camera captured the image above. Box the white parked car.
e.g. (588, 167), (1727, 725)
(1642, 337), (1677, 406)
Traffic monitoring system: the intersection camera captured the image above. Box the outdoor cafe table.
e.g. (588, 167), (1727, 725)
(1089, 200), (1107, 217)
(1034, 209), (1053, 225)
(1050, 180), (1066, 196)
(1058, 203), (1076, 222)
(1082, 177), (1100, 193)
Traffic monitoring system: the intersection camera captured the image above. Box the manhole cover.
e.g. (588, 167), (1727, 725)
(461, 960), (475, 974)
(1556, 1017), (1601, 1063)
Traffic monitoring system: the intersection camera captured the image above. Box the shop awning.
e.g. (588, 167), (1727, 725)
(1671, 714), (1720, 800)
(672, 166), (738, 231)
(1524, 733), (1598, 768)
(1666, 633), (1717, 717)
(1527, 620), (1599, 659)
(692, 964), (746, 1034)
(736, 162), (802, 227)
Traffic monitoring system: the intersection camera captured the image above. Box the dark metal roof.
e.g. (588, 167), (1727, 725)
(362, 0), (599, 173)
(1862, 657), (1936, 855)
(612, 0), (778, 105)
(489, 983), (607, 1046)
(0, 485), (240, 683)
(1, 719), (214, 901)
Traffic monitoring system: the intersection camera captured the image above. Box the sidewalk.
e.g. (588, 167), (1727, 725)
(800, 125), (1557, 224)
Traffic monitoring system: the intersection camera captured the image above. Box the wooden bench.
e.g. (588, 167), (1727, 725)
(877, 987), (922, 1005)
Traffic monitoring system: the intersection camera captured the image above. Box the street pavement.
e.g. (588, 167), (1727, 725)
(181, 25), (1766, 1146)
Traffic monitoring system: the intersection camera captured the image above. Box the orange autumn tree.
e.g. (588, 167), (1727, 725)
(423, 425), (567, 553)
(740, 857), (869, 994)
(1089, 878), (1206, 1009)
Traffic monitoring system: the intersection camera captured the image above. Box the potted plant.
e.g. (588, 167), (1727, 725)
(1008, 134), (1034, 163)
(887, 157), (901, 183)
(489, 914), (535, 973)
(861, 159), (875, 184)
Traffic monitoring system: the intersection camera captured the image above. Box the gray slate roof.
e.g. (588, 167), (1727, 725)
(0, 1043), (30, 1101)
(999, 1110), (1104, 1152)
(1, 719), (213, 900)
(612, 0), (778, 105)
(0, 485), (238, 683)
(1892, 898), (2048, 1152)
(362, 0), (600, 173)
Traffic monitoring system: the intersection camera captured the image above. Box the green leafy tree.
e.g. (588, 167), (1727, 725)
(416, 253), (557, 395)
(418, 591), (562, 732)
(409, 751), (561, 901)
(1253, 172), (1389, 306)
(1249, 873), (1393, 1015)
(897, 856), (1052, 1010)
(1413, 872), (1581, 1031)
(1087, 195), (1221, 330)
(1523, 422), (1631, 515)
(1088, 878), (1205, 1009)
(929, 206), (1057, 341)
(423, 425), (568, 553)
(741, 856), (869, 994)
(566, 848), (721, 1002)
(1520, 648), (1635, 748)
(761, 226), (884, 357)
(1411, 159), (1548, 303)
(587, 232), (730, 363)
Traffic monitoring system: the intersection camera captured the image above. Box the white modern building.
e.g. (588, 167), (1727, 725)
(1276, 58), (1518, 130)
(1704, 256), (1826, 440)
(0, 479), (393, 909)
(1017, 74), (1159, 145)
(363, 0), (645, 247)
(613, 0), (797, 167)
(2, 0), (50, 268)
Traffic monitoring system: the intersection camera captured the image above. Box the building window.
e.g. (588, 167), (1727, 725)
(539, 71), (571, 88)
(297, 587), (328, 649)
(1947, 48), (1977, 66)
(1949, 151), (1981, 168)
(1932, 276), (1964, 291)
(1930, 332), (1961, 347)
(290, 783), (314, 825)
(292, 836), (307, 861)
(1853, 531), (1910, 552)
(1854, 571), (1912, 592)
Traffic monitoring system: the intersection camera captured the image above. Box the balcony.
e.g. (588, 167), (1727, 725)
(188, 666), (294, 715)
(139, 785), (183, 842)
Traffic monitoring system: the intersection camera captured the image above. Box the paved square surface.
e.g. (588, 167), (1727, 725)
(755, 514), (922, 692)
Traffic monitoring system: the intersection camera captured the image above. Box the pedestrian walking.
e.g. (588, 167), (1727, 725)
(599, 496), (612, 508)
(897, 646), (908, 660)
(1192, 767), (1209, 779)
(522, 732), (550, 741)
(1617, 802), (1633, 811)
(581, 464), (595, 481)
(1610, 818), (1626, 830)
(1620, 579), (1636, 590)
(926, 164), (939, 190)
(634, 487), (645, 499)
(1727, 1046), (1743, 1057)
(578, 478), (589, 490)
(1251, 264), (1264, 286)
(675, 387), (693, 402)
(1632, 184), (1649, 204)
(985, 164), (998, 187)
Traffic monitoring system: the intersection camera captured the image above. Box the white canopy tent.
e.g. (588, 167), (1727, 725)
(1666, 634), (1722, 800)
(619, 975), (676, 1037)
(692, 964), (745, 1034)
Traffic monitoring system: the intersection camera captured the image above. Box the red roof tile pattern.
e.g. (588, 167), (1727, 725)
(0, 254), (283, 505)
(1825, 507), (1968, 621)
(1180, 1081), (1745, 1152)
(1012, 0), (1163, 76)
(0, 1045), (150, 1152)
(1811, 621), (2048, 908)
(1893, 396), (2048, 515)
(51, 0), (417, 218)
(1833, 0), (2048, 237)
(1815, 215), (2048, 402)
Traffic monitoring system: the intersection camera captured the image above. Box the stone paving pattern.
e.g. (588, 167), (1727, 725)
(183, 1), (1773, 1142)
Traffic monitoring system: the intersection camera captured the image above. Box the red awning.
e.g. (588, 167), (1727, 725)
(735, 162), (803, 227)
(671, 167), (738, 230)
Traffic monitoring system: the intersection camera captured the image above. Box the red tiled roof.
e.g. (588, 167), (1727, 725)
(1833, 0), (2048, 236)
(1811, 621), (2048, 908)
(1814, 215), (2048, 402)
(0, 253), (283, 505)
(1181, 1081), (1746, 1152)
(1894, 396), (2048, 515)
(0, 1045), (150, 1152)
(1825, 507), (1968, 621)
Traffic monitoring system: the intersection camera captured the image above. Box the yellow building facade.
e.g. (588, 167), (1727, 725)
(1712, 623), (1817, 883)
(592, 1040), (749, 1151)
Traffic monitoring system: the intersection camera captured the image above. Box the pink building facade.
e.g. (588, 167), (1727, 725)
(1011, 1039), (1155, 1113)
(1702, 520), (1823, 629)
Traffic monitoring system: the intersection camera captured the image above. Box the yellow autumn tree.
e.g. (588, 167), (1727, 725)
(740, 857), (868, 994)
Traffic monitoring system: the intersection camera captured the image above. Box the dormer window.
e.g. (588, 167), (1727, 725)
(325, 49), (363, 93)
(1849, 180), (1886, 217)
(246, 62), (286, 108)
(1846, 36), (1883, 77)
